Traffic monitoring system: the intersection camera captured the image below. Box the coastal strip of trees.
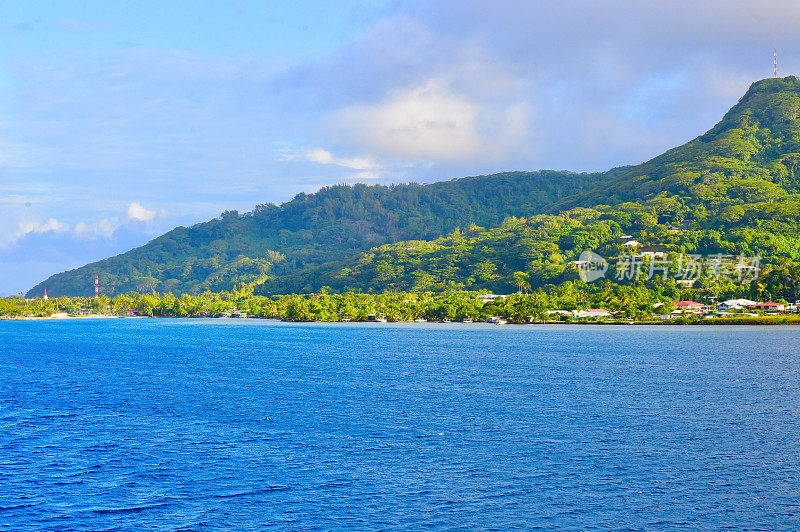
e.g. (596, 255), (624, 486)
(3, 279), (798, 324)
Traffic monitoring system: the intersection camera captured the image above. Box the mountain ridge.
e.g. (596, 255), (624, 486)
(27, 170), (605, 297)
(257, 77), (800, 295)
(28, 77), (800, 297)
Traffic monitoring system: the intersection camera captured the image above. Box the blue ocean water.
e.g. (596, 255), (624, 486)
(2, 320), (800, 530)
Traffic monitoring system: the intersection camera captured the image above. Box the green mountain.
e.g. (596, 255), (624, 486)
(254, 76), (800, 296)
(558, 76), (800, 214)
(27, 170), (605, 297)
(28, 76), (800, 298)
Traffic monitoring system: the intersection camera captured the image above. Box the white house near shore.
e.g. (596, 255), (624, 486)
(719, 298), (758, 310)
(573, 309), (613, 318)
(477, 294), (509, 303)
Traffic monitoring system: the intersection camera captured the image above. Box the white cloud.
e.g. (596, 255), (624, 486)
(334, 80), (483, 162)
(19, 218), (64, 235)
(127, 201), (156, 222)
(330, 80), (534, 164)
(0, 217), (66, 249)
(348, 171), (382, 180)
(280, 148), (380, 171)
(74, 218), (118, 238)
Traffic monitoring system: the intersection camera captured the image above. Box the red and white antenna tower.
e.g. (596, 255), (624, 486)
(94, 273), (99, 298)
(774, 48), (778, 78)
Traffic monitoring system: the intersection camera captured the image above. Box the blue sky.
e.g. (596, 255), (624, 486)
(2, 0), (800, 295)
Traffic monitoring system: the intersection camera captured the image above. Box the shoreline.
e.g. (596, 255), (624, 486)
(2, 315), (799, 325)
(0, 314), (122, 321)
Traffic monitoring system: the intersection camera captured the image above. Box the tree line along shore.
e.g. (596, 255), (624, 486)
(4, 281), (800, 324)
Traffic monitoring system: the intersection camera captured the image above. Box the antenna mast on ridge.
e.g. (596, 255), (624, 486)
(774, 48), (778, 78)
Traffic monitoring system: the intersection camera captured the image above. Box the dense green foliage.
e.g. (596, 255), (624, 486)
(254, 77), (800, 295)
(559, 76), (800, 216)
(254, 212), (800, 300)
(28, 170), (604, 297)
(3, 280), (795, 323)
(27, 77), (800, 299)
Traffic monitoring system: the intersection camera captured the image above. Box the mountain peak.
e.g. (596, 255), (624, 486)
(743, 75), (800, 95)
(721, 75), (800, 126)
(554, 76), (800, 212)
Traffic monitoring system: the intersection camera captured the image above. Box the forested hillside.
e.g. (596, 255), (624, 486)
(29, 76), (800, 298)
(254, 205), (800, 298)
(28, 170), (605, 297)
(254, 77), (800, 295)
(558, 76), (800, 215)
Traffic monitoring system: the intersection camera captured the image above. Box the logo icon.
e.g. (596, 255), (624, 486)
(576, 250), (608, 282)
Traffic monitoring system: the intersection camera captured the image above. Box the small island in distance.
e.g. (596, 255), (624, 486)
(7, 76), (800, 324)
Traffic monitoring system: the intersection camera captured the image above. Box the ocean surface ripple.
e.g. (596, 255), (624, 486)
(2, 320), (800, 530)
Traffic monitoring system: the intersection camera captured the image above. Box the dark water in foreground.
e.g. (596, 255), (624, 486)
(2, 320), (800, 530)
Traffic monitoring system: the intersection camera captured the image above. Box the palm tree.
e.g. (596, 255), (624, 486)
(513, 271), (531, 294)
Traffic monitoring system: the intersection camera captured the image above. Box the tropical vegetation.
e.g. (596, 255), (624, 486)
(25, 76), (800, 303)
